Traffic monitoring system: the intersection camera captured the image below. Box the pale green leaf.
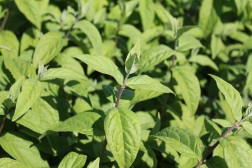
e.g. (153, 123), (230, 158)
(9, 76), (26, 103)
(220, 136), (252, 168)
(210, 75), (243, 121)
(74, 54), (123, 84)
(58, 152), (87, 168)
(14, 0), (41, 29)
(153, 127), (204, 158)
(177, 35), (202, 51)
(127, 75), (174, 94)
(189, 55), (218, 71)
(17, 98), (59, 134)
(198, 0), (219, 37)
(235, 0), (248, 15)
(244, 69), (252, 92)
(125, 40), (141, 75)
(33, 32), (64, 67)
(139, 0), (154, 31)
(211, 35), (225, 59)
(0, 158), (27, 168)
(41, 68), (86, 81)
(74, 20), (103, 55)
(139, 45), (174, 73)
(0, 133), (49, 167)
(4, 56), (36, 80)
(13, 79), (42, 121)
(119, 24), (142, 43)
(0, 30), (19, 57)
(104, 107), (141, 168)
(20, 28), (39, 53)
(241, 121), (252, 136)
(49, 112), (103, 136)
(87, 157), (100, 168)
(130, 89), (164, 105)
(173, 67), (201, 114)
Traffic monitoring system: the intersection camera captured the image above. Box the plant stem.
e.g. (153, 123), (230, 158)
(196, 120), (242, 168)
(64, 16), (79, 39)
(0, 115), (6, 134)
(0, 10), (9, 34)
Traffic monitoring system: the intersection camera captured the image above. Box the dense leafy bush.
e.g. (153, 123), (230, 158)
(1, 0), (252, 167)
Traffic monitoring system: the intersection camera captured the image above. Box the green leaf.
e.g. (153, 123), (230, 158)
(127, 75), (174, 94)
(177, 35), (202, 51)
(58, 152), (87, 168)
(210, 35), (225, 59)
(74, 54), (123, 84)
(244, 69), (252, 92)
(189, 55), (218, 71)
(198, 0), (219, 37)
(41, 68), (86, 81)
(74, 20), (103, 55)
(210, 75), (243, 121)
(0, 30), (19, 57)
(241, 121), (252, 136)
(33, 32), (64, 67)
(139, 45), (174, 73)
(4, 56), (36, 80)
(234, 0), (248, 15)
(173, 66), (201, 114)
(125, 40), (141, 75)
(13, 79), (42, 121)
(14, 0), (41, 29)
(153, 127), (204, 158)
(17, 98), (59, 134)
(104, 107), (141, 168)
(87, 157), (100, 168)
(206, 156), (228, 168)
(220, 136), (252, 168)
(119, 24), (142, 43)
(48, 112), (104, 136)
(0, 158), (27, 168)
(139, 0), (154, 31)
(0, 133), (49, 167)
(9, 76), (26, 102)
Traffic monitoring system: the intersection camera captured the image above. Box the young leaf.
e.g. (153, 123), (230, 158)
(0, 158), (27, 168)
(13, 79), (42, 121)
(74, 20), (103, 55)
(0, 133), (49, 167)
(0, 31), (19, 57)
(173, 66), (201, 114)
(153, 127), (204, 158)
(33, 32), (64, 67)
(220, 136), (252, 168)
(48, 112), (104, 136)
(210, 75), (243, 121)
(127, 75), (174, 94)
(14, 0), (41, 29)
(139, 45), (174, 73)
(177, 35), (202, 51)
(104, 107), (141, 168)
(74, 54), (123, 84)
(125, 40), (141, 75)
(58, 152), (87, 168)
(87, 157), (100, 168)
(241, 121), (252, 136)
(9, 76), (26, 102)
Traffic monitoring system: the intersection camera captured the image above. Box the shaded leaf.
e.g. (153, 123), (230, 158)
(173, 66), (201, 114)
(125, 40), (141, 75)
